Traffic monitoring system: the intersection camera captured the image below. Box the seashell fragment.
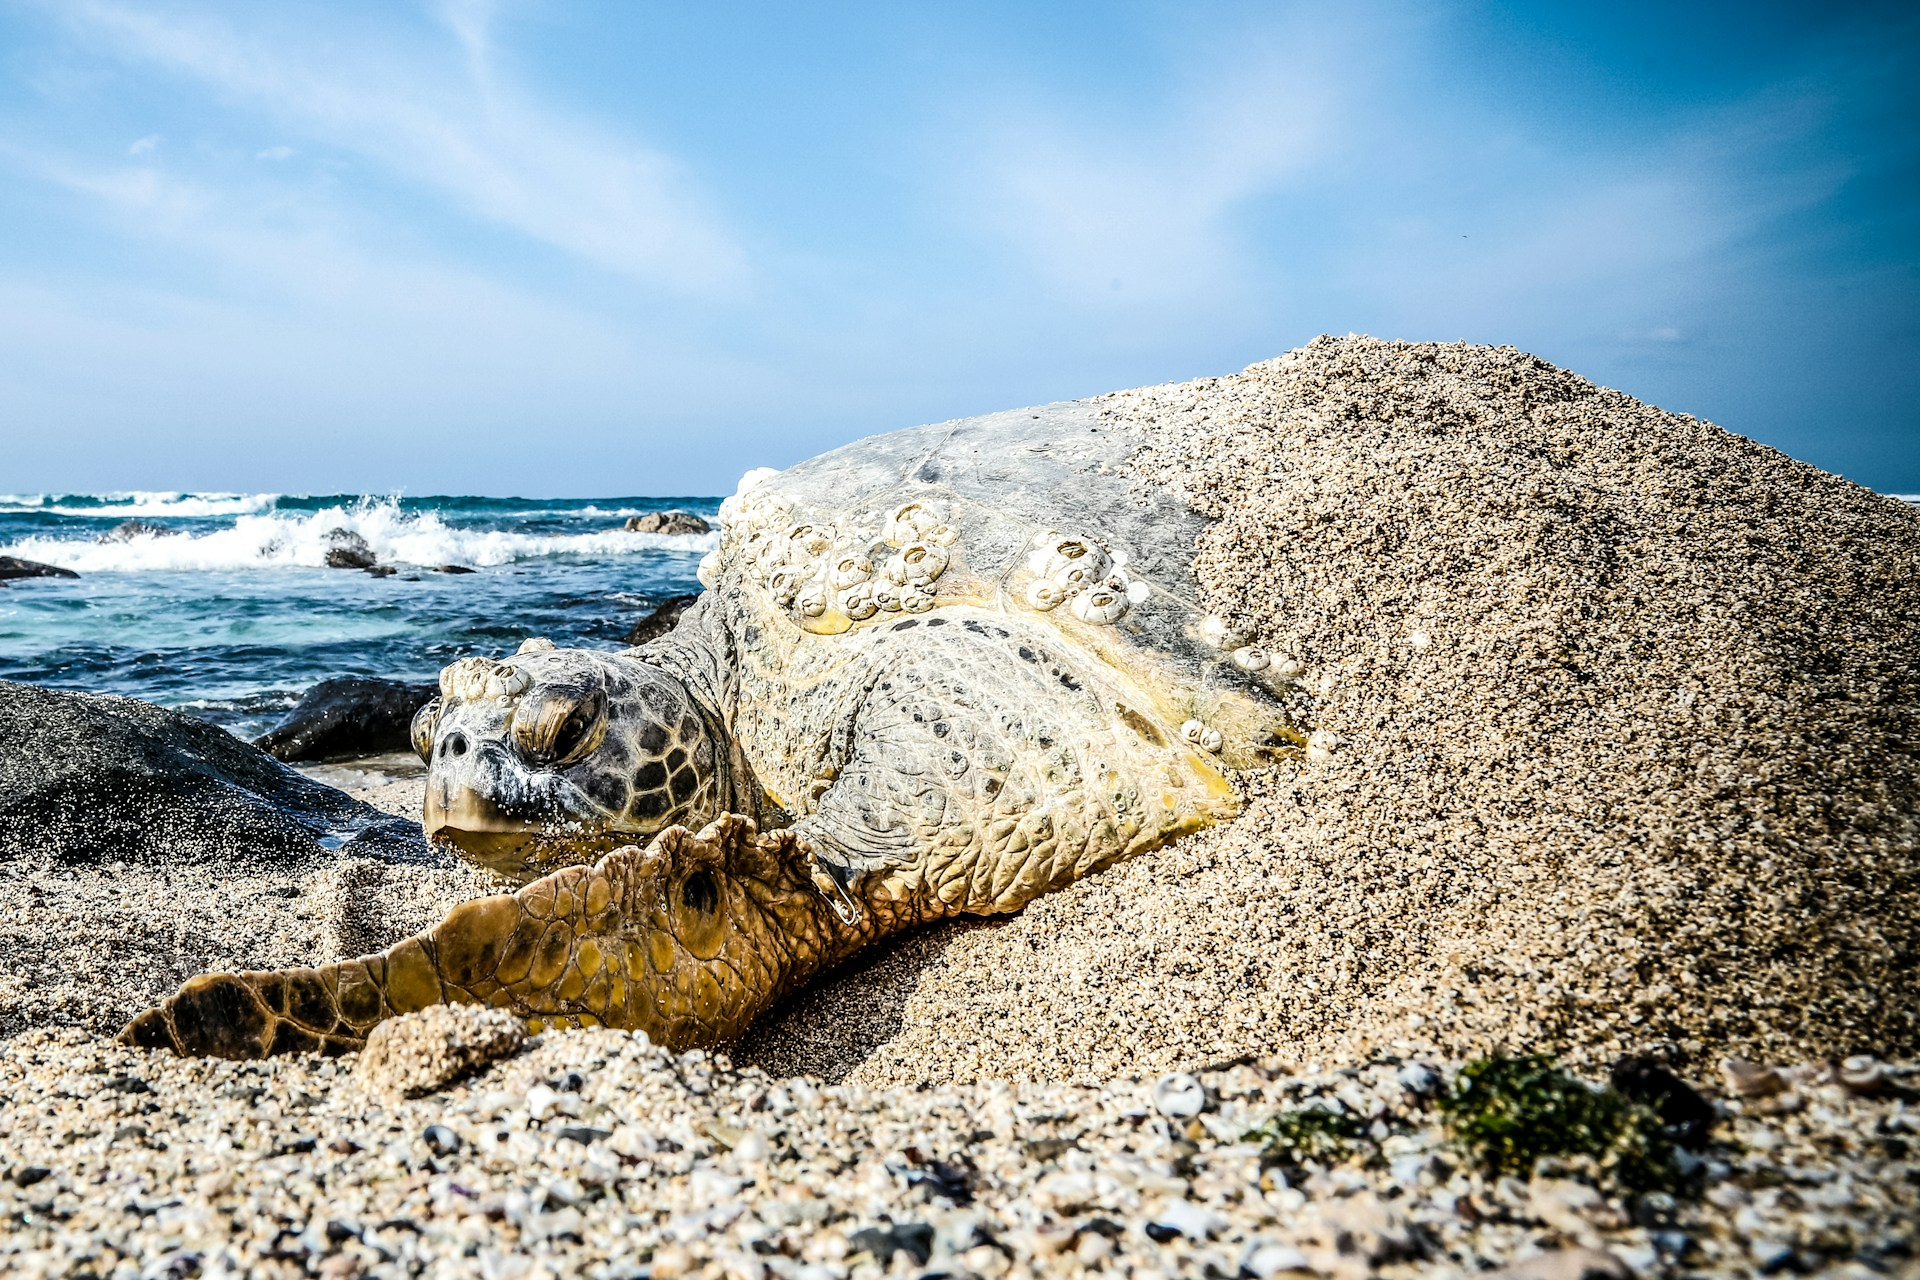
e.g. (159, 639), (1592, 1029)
(1071, 585), (1129, 624)
(842, 581), (877, 620)
(1152, 1072), (1208, 1118)
(886, 541), (949, 586)
(517, 637), (557, 655)
(1721, 1058), (1787, 1099)
(1837, 1055), (1887, 1096)
(827, 553), (873, 589)
(1026, 580), (1067, 611)
(1305, 728), (1338, 764)
(1231, 645), (1271, 672)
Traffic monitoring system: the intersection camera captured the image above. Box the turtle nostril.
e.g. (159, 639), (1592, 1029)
(444, 732), (469, 758)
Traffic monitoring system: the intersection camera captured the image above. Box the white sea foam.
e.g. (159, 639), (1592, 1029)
(0, 491), (279, 518)
(1, 499), (717, 573)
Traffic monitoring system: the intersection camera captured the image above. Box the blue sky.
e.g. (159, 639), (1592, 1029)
(1, 1), (1915, 495)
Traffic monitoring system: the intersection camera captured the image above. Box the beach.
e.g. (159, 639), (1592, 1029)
(3, 338), (1918, 1277)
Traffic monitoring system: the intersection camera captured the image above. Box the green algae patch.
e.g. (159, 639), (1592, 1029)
(1245, 1104), (1370, 1167)
(1440, 1055), (1680, 1195)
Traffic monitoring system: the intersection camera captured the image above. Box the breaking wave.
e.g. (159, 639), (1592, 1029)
(1, 498), (715, 573)
(0, 491), (279, 518)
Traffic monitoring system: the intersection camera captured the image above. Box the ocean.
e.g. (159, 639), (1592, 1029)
(0, 492), (717, 740)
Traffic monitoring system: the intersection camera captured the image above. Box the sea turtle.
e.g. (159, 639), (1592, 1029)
(124, 401), (1309, 1059)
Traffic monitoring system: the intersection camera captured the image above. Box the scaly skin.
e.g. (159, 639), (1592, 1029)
(121, 816), (886, 1058)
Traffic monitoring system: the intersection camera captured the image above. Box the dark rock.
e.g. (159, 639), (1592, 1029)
(96, 520), (180, 543)
(252, 677), (438, 763)
(557, 1126), (612, 1145)
(622, 594), (699, 647)
(10, 1166), (51, 1188)
(0, 555), (79, 581)
(1610, 1056), (1716, 1150)
(0, 679), (427, 865)
(848, 1223), (934, 1267)
(432, 565), (476, 574)
(366, 565), (396, 578)
(622, 511), (710, 535)
(322, 528), (377, 570)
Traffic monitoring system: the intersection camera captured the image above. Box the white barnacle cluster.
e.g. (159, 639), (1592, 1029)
(723, 490), (959, 626)
(1198, 615), (1305, 682)
(1023, 532), (1149, 625)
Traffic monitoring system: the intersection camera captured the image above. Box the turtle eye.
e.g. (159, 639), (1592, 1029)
(410, 697), (441, 764)
(511, 684), (608, 768)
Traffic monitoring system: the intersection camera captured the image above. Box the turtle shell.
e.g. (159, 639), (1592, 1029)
(705, 400), (1307, 769)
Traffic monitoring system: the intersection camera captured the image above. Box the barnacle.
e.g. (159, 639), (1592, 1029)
(900, 586), (934, 613)
(1071, 585), (1129, 624)
(1026, 580), (1067, 611)
(488, 664), (531, 698)
(767, 565), (803, 607)
(842, 581), (878, 620)
(1231, 645), (1271, 672)
(884, 501), (943, 546)
(1028, 534), (1111, 584)
(1199, 615), (1250, 650)
(1180, 719), (1223, 753)
(886, 541), (950, 586)
(784, 524), (833, 560)
(874, 582), (905, 612)
(795, 584), (830, 619)
(517, 637), (557, 655)
(828, 553), (874, 589)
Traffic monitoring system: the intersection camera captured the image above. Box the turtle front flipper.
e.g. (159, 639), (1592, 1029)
(121, 815), (874, 1059)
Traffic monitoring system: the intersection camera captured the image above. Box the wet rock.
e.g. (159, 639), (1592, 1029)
(0, 679), (426, 865)
(96, 520), (180, 543)
(432, 565), (476, 575)
(1610, 1055), (1715, 1148)
(365, 565), (396, 578)
(623, 511), (710, 535)
(622, 594), (699, 647)
(353, 1006), (529, 1098)
(0, 555), (78, 580)
(848, 1222), (933, 1266)
(252, 677), (438, 762)
(421, 1124), (461, 1157)
(322, 529), (377, 570)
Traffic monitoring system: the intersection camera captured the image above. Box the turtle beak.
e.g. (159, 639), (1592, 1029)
(423, 782), (555, 876)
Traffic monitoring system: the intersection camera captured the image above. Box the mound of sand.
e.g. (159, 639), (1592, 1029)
(737, 336), (1920, 1084)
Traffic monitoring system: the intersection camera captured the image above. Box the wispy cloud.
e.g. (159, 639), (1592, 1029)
(126, 133), (160, 156)
(60, 1), (748, 298)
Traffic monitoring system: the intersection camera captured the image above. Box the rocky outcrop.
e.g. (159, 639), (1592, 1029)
(96, 520), (179, 543)
(621, 594), (699, 646)
(252, 676), (439, 762)
(0, 556), (79, 580)
(322, 528), (378, 570)
(0, 679), (425, 865)
(623, 512), (710, 535)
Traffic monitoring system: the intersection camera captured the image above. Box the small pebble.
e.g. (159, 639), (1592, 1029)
(1152, 1072), (1207, 1118)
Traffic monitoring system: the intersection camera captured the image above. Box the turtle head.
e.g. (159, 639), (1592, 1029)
(413, 640), (733, 876)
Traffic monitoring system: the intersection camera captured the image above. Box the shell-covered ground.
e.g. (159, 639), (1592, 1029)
(737, 336), (1920, 1085)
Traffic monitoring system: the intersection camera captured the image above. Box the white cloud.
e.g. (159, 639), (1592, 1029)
(126, 133), (160, 156)
(64, 1), (748, 298)
(254, 145), (293, 161)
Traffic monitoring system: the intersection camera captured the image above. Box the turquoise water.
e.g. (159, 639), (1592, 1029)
(0, 492), (716, 737)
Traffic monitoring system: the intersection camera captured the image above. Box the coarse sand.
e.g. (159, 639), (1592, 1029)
(735, 336), (1920, 1085)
